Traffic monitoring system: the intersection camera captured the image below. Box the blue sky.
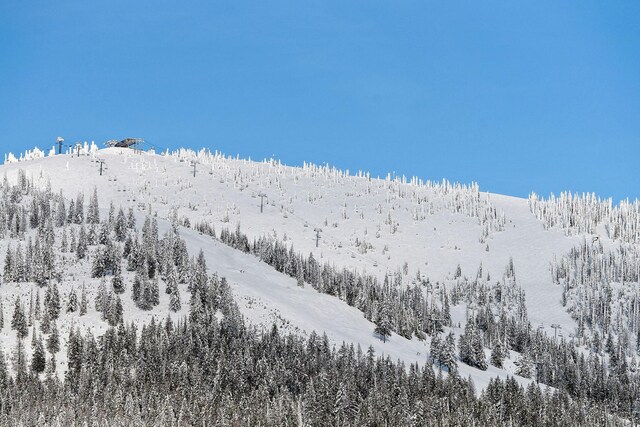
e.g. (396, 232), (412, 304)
(1, 1), (638, 202)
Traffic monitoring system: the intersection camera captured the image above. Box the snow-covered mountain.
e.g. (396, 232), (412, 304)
(0, 145), (638, 425)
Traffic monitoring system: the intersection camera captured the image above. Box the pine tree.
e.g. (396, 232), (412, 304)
(45, 284), (61, 320)
(115, 208), (127, 241)
(112, 269), (125, 294)
(98, 222), (109, 245)
(115, 295), (124, 325)
(127, 207), (136, 229)
(0, 300), (4, 330)
(3, 245), (13, 282)
(76, 225), (88, 259)
(459, 320), (487, 370)
(47, 321), (60, 353)
(0, 347), (7, 388)
(139, 284), (153, 311)
(430, 334), (442, 365)
(69, 228), (77, 253)
(13, 338), (27, 380)
(108, 201), (115, 225)
(65, 328), (83, 386)
(28, 291), (34, 326)
(67, 288), (78, 313)
(79, 284), (88, 315)
(106, 294), (123, 326)
(29, 198), (39, 229)
(150, 276), (160, 306)
(40, 305), (50, 334)
(170, 288), (182, 312)
(439, 332), (458, 373)
(13, 244), (25, 282)
(31, 324), (37, 348)
(133, 272), (142, 303)
(11, 298), (28, 339)
(515, 352), (534, 379)
(67, 199), (75, 224)
(490, 339), (506, 368)
(165, 263), (178, 294)
(296, 269), (304, 287)
(60, 227), (68, 252)
(95, 279), (107, 313)
(91, 247), (107, 278)
(74, 193), (84, 224)
(87, 187), (100, 224)
(46, 353), (56, 377)
(374, 300), (393, 343)
(55, 195), (66, 227)
(31, 333), (46, 373)
(34, 290), (41, 320)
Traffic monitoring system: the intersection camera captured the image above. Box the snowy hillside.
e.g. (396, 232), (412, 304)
(0, 145), (638, 425)
(2, 147), (580, 332)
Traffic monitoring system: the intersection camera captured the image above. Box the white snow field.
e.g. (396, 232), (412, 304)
(0, 145), (595, 390)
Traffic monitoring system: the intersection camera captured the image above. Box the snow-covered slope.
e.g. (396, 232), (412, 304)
(0, 146), (603, 390)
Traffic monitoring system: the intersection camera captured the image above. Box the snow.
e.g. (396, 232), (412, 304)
(0, 146), (590, 391)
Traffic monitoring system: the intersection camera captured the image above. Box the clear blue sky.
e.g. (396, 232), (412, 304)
(1, 1), (639, 202)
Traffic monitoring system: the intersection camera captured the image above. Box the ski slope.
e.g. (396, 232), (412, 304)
(0, 145), (597, 389)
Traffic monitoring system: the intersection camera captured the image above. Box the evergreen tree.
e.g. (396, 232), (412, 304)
(170, 288), (182, 312)
(65, 328), (83, 386)
(3, 244), (14, 282)
(79, 284), (88, 316)
(40, 305), (50, 334)
(108, 201), (115, 225)
(430, 334), (442, 366)
(69, 228), (77, 253)
(515, 352), (534, 379)
(87, 187), (100, 224)
(150, 276), (160, 306)
(0, 347), (7, 389)
(66, 288), (78, 313)
(45, 353), (56, 377)
(28, 291), (34, 326)
(112, 269), (125, 294)
(106, 294), (123, 326)
(98, 221), (110, 245)
(127, 207), (136, 229)
(34, 290), (41, 320)
(91, 247), (107, 278)
(47, 321), (60, 354)
(0, 300), (4, 330)
(45, 284), (61, 320)
(165, 263), (178, 294)
(374, 300), (393, 343)
(132, 272), (142, 303)
(440, 332), (458, 373)
(490, 339), (506, 368)
(76, 225), (88, 259)
(296, 269), (304, 287)
(95, 279), (107, 313)
(74, 193), (84, 224)
(114, 208), (127, 241)
(11, 297), (28, 339)
(67, 199), (75, 224)
(459, 320), (487, 370)
(31, 334), (46, 373)
(13, 338), (27, 380)
(55, 196), (66, 227)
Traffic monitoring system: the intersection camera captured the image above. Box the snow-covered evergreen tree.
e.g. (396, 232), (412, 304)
(459, 320), (487, 370)
(374, 300), (393, 343)
(11, 297), (28, 339)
